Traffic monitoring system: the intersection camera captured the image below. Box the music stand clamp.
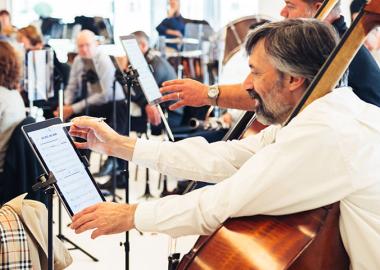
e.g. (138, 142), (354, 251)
(115, 66), (139, 96)
(32, 172), (57, 270)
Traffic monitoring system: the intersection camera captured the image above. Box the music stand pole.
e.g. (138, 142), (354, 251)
(114, 67), (137, 270)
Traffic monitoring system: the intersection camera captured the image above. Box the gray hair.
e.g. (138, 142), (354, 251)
(131, 30), (150, 44)
(245, 19), (340, 87)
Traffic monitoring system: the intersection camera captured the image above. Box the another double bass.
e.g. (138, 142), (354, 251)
(177, 0), (380, 269)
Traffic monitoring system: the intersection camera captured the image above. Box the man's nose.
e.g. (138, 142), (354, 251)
(280, 7), (288, 18)
(243, 73), (254, 90)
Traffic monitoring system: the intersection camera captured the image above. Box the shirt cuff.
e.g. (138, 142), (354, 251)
(71, 100), (85, 114)
(134, 201), (158, 232)
(131, 138), (161, 168)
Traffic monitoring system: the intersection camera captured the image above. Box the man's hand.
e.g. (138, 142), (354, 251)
(145, 105), (161, 126)
(53, 105), (74, 121)
(69, 116), (131, 158)
(70, 202), (137, 239)
(166, 29), (182, 37)
(160, 79), (209, 110)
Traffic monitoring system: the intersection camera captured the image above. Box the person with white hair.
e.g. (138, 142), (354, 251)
(55, 30), (125, 122)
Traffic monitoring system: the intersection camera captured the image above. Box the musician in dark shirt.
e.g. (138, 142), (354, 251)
(156, 0), (186, 50)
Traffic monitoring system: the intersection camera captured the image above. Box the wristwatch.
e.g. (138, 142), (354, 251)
(207, 84), (220, 106)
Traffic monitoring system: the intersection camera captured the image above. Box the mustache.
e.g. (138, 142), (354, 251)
(246, 88), (262, 103)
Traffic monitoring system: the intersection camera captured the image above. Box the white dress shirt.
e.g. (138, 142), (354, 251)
(132, 87), (380, 270)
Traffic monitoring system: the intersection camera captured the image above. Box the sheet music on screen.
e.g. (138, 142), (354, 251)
(28, 127), (103, 214)
(120, 38), (162, 103)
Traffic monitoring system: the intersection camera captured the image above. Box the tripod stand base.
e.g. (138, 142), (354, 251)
(139, 181), (154, 199)
(57, 234), (99, 262)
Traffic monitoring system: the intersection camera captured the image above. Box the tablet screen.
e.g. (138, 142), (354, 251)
(23, 119), (104, 216)
(120, 36), (162, 104)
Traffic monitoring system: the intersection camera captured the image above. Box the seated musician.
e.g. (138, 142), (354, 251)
(53, 29), (126, 127)
(159, 0), (380, 112)
(0, 41), (26, 175)
(70, 19), (380, 269)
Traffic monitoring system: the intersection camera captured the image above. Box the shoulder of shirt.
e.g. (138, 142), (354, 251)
(0, 87), (24, 106)
(288, 87), (378, 132)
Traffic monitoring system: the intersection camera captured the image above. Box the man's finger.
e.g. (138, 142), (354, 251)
(72, 116), (104, 130)
(69, 130), (88, 140)
(73, 142), (89, 149)
(169, 100), (186, 111)
(160, 92), (178, 102)
(75, 219), (99, 234)
(71, 213), (95, 231)
(160, 85), (181, 94)
(72, 204), (99, 223)
(162, 79), (185, 86)
(91, 228), (106, 239)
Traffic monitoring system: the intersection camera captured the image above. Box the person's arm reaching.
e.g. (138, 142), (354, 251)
(70, 117), (361, 239)
(69, 116), (279, 182)
(160, 78), (257, 111)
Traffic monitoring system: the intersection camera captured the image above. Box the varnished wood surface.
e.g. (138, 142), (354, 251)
(178, 204), (349, 270)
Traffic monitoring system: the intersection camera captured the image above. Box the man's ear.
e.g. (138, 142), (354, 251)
(288, 75), (306, 92)
(312, 2), (323, 13)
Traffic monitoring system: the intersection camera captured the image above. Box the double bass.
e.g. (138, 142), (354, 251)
(177, 0), (380, 269)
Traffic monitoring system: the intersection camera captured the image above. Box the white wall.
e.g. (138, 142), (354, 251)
(257, 0), (283, 21)
(0, 0), (10, 10)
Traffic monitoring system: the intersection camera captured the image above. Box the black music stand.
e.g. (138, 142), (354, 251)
(112, 65), (138, 270)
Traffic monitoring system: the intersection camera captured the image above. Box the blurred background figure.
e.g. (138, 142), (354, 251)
(17, 25), (70, 116)
(350, 0), (380, 64)
(132, 30), (183, 129)
(0, 9), (17, 40)
(0, 41), (25, 173)
(55, 29), (125, 122)
(156, 0), (186, 50)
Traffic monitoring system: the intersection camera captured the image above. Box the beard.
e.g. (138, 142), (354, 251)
(248, 79), (294, 125)
(249, 90), (277, 125)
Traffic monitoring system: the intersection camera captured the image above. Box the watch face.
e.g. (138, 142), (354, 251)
(208, 87), (219, 98)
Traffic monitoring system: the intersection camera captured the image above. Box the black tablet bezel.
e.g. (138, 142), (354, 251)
(119, 35), (163, 105)
(22, 118), (105, 217)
